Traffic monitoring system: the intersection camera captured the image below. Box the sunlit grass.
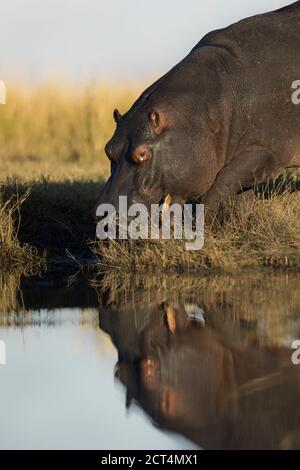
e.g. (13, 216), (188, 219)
(93, 190), (300, 272)
(0, 82), (141, 270)
(1, 82), (300, 274)
(0, 81), (143, 182)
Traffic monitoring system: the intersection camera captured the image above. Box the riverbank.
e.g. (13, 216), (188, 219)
(1, 175), (300, 276)
(94, 188), (300, 273)
(1, 83), (300, 276)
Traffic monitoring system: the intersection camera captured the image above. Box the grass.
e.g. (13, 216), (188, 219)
(0, 188), (43, 273)
(0, 82), (300, 274)
(94, 270), (300, 347)
(93, 188), (300, 273)
(1, 179), (102, 256)
(0, 81), (142, 182)
(0, 82), (140, 269)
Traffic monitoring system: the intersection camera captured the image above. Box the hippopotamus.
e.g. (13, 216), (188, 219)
(95, 1), (300, 218)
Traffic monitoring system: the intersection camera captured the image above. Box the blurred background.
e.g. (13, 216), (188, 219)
(0, 0), (289, 181)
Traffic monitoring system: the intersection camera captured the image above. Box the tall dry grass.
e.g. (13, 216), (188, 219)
(0, 82), (300, 273)
(93, 191), (300, 272)
(0, 82), (143, 181)
(0, 271), (23, 314)
(0, 82), (142, 266)
(0, 188), (43, 272)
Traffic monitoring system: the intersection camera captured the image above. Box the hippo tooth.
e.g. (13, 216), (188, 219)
(162, 194), (172, 217)
(164, 304), (176, 333)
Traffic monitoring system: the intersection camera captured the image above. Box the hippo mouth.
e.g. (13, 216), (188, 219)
(131, 192), (173, 219)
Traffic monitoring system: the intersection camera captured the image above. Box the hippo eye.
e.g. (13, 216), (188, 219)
(132, 145), (152, 164)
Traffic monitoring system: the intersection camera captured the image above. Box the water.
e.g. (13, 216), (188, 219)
(1, 272), (300, 450)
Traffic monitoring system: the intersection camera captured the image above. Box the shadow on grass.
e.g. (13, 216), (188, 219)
(1, 178), (105, 257)
(1, 171), (300, 274)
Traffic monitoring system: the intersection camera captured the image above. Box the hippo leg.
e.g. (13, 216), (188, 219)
(201, 149), (280, 218)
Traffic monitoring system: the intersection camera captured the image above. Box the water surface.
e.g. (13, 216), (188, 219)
(1, 273), (300, 449)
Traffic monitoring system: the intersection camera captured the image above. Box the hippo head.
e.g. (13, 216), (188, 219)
(94, 82), (219, 219)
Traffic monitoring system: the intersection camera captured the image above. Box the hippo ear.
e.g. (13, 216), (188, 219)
(113, 109), (122, 123)
(149, 110), (165, 134)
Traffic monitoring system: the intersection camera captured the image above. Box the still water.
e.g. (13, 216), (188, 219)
(1, 272), (300, 450)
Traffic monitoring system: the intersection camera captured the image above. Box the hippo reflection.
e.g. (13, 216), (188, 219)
(98, 275), (300, 450)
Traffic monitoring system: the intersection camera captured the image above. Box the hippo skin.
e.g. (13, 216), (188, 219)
(96, 1), (300, 217)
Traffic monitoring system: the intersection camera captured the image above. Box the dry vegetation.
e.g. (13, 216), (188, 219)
(0, 82), (141, 181)
(93, 189), (300, 273)
(0, 82), (300, 274)
(94, 270), (300, 347)
(0, 188), (43, 273)
(0, 82), (140, 267)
